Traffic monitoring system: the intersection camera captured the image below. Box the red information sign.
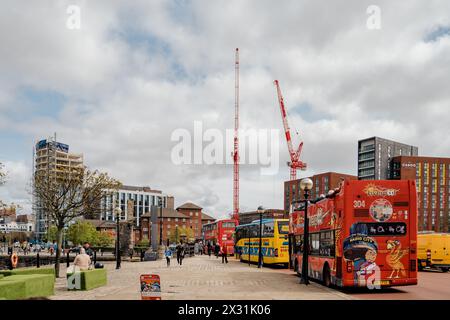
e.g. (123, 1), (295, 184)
(140, 274), (161, 300)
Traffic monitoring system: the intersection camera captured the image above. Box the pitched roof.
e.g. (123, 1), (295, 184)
(176, 202), (202, 210)
(201, 212), (215, 221)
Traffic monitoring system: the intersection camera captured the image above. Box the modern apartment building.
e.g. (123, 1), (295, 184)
(284, 172), (357, 213)
(33, 137), (84, 239)
(391, 156), (450, 232)
(358, 137), (418, 180)
(100, 185), (170, 227)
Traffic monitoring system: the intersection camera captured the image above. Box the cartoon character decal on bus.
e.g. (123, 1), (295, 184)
(343, 223), (380, 287)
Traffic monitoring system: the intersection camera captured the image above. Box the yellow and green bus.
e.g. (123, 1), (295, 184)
(234, 218), (289, 267)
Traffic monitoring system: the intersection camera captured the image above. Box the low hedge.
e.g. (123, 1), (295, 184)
(0, 267), (55, 277)
(67, 268), (107, 290)
(0, 274), (55, 300)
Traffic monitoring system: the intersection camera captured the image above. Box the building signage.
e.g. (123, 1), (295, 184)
(140, 274), (161, 300)
(401, 163), (416, 168)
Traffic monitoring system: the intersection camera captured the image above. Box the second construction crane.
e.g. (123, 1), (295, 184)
(274, 80), (307, 181)
(232, 48), (240, 221)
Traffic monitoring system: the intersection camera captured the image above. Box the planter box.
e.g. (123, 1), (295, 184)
(0, 267), (55, 277)
(0, 274), (55, 300)
(66, 268), (107, 291)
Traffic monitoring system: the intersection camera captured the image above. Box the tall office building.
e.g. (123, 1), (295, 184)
(358, 137), (418, 180)
(391, 156), (450, 232)
(33, 137), (84, 239)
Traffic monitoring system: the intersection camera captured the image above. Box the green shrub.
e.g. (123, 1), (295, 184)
(67, 268), (107, 290)
(0, 274), (54, 299)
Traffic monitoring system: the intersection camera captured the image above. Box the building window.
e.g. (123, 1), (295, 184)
(190, 212), (193, 216)
(175, 218), (178, 222)
(195, 212), (198, 217)
(167, 218), (171, 222)
(167, 225), (171, 229)
(182, 218), (186, 222)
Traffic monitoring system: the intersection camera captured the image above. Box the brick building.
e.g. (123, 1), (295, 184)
(133, 202), (217, 244)
(284, 172), (357, 213)
(176, 202), (204, 239)
(239, 209), (286, 225)
(390, 155), (450, 232)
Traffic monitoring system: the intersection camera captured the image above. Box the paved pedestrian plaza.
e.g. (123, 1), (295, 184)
(50, 255), (352, 300)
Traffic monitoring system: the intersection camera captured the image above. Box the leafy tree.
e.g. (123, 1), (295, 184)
(169, 226), (194, 244)
(33, 166), (121, 277)
(46, 225), (58, 242)
(66, 221), (98, 246)
(94, 231), (114, 248)
(135, 239), (150, 248)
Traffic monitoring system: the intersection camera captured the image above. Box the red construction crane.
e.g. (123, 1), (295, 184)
(274, 80), (307, 181)
(232, 48), (240, 221)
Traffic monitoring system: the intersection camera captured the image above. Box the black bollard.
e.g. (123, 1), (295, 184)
(36, 253), (40, 268)
(66, 251), (70, 268)
(8, 254), (13, 270)
(94, 250), (97, 264)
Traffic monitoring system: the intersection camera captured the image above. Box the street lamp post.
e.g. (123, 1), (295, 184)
(158, 198), (163, 246)
(299, 178), (313, 285)
(114, 207), (122, 269)
(257, 206), (265, 268)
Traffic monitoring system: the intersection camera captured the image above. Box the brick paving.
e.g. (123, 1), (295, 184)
(50, 255), (353, 300)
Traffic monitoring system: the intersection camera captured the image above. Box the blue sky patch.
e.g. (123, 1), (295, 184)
(424, 25), (450, 42)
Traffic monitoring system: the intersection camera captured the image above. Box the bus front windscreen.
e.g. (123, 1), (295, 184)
(222, 222), (236, 229)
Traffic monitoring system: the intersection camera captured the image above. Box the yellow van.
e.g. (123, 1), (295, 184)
(417, 232), (450, 272)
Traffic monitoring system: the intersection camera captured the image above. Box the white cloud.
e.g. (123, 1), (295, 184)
(1, 1), (450, 218)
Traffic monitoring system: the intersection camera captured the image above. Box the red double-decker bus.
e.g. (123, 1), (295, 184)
(289, 179), (418, 288)
(202, 219), (236, 255)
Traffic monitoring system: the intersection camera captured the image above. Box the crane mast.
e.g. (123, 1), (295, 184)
(232, 48), (240, 221)
(274, 80), (307, 181)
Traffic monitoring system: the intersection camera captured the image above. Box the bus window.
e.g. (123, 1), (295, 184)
(294, 235), (304, 254)
(319, 231), (335, 257)
(222, 222), (236, 229)
(263, 222), (274, 237)
(310, 233), (320, 255)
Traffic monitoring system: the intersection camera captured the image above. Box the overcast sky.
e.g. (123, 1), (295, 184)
(0, 1), (449, 219)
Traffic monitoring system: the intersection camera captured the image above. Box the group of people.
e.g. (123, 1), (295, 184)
(205, 242), (228, 264)
(164, 243), (187, 267)
(71, 242), (95, 271)
(0, 240), (58, 255)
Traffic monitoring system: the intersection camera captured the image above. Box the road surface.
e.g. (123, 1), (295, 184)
(344, 269), (450, 299)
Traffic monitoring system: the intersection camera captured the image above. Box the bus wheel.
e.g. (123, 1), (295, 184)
(323, 264), (331, 288)
(440, 267), (449, 272)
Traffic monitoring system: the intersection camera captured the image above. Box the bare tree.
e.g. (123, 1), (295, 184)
(33, 165), (121, 277)
(0, 162), (5, 185)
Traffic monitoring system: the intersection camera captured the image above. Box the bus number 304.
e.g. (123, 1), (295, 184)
(353, 200), (366, 208)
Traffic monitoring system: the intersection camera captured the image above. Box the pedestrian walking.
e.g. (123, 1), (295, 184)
(214, 243), (220, 258)
(179, 244), (185, 266)
(165, 247), (172, 267)
(221, 245), (228, 264)
(176, 243), (182, 265)
(207, 242), (212, 257)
